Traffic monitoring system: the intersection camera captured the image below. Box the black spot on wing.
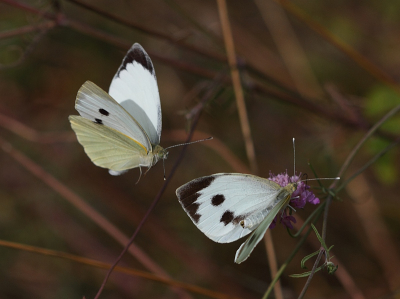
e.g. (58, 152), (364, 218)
(211, 194), (225, 206)
(117, 43), (154, 76)
(220, 210), (234, 226)
(94, 118), (103, 125)
(176, 176), (216, 200)
(99, 108), (109, 116)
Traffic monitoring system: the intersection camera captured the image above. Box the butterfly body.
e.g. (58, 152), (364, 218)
(69, 43), (165, 175)
(239, 184), (294, 228)
(176, 173), (298, 263)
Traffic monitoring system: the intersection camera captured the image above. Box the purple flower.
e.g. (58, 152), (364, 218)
(281, 214), (296, 229)
(268, 172), (320, 229)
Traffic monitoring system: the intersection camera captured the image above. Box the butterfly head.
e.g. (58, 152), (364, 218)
(285, 182), (298, 194)
(153, 145), (168, 164)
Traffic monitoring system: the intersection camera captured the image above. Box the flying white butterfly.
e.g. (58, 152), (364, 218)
(176, 140), (339, 263)
(69, 43), (167, 176)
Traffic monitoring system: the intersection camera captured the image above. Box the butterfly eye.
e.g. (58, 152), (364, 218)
(240, 220), (245, 228)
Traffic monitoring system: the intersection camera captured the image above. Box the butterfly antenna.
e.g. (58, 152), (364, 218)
(299, 177), (340, 183)
(164, 137), (213, 150)
(293, 138), (296, 176)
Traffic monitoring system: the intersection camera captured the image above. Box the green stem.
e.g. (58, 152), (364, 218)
(288, 201), (326, 238)
(337, 136), (400, 192)
(334, 104), (400, 189)
(262, 205), (324, 299)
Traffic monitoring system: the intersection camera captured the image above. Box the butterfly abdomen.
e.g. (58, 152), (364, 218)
(240, 204), (277, 229)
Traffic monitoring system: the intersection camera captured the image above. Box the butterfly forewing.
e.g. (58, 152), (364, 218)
(109, 43), (161, 146)
(69, 116), (147, 171)
(75, 81), (152, 153)
(176, 174), (283, 243)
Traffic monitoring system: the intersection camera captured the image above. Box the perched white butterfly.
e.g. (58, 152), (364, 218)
(176, 140), (338, 263)
(69, 43), (167, 176)
(176, 173), (298, 263)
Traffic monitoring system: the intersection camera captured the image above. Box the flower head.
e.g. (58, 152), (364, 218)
(268, 172), (320, 229)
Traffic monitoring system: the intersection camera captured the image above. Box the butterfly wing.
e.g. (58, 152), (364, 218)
(74, 80), (152, 154)
(109, 43), (161, 146)
(69, 115), (149, 171)
(234, 196), (289, 264)
(176, 173), (283, 243)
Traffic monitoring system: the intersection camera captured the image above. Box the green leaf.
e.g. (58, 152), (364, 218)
(289, 265), (324, 278)
(300, 250), (319, 269)
(311, 224), (329, 251)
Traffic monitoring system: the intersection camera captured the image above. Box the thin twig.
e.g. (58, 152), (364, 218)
(297, 251), (324, 299)
(338, 136), (400, 192)
(163, 129), (249, 173)
(335, 104), (400, 185)
(93, 77), (217, 299)
(0, 137), (171, 279)
(254, 0), (322, 98)
(216, 0), (258, 175)
(0, 239), (235, 299)
(163, 0), (224, 50)
(345, 173), (400, 291)
(262, 203), (324, 299)
(217, 1), (284, 299)
(0, 21), (55, 39)
(65, 0), (226, 62)
(274, 0), (400, 95)
(293, 215), (366, 299)
(3, 0), (396, 143)
(0, 112), (75, 143)
(297, 104), (400, 297)
(263, 230), (284, 299)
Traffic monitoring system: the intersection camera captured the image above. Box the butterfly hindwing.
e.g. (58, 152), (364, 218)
(109, 43), (161, 146)
(234, 196), (289, 264)
(69, 115), (147, 171)
(176, 173), (283, 243)
(74, 80), (152, 154)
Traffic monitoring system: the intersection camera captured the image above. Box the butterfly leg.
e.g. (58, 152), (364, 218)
(135, 166), (143, 184)
(144, 166), (152, 176)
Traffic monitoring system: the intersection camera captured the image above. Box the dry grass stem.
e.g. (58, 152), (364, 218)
(274, 0), (400, 95)
(0, 137), (172, 278)
(217, 1), (282, 298)
(0, 239), (235, 299)
(216, 0), (258, 174)
(293, 217), (366, 299)
(255, 0), (322, 98)
(346, 173), (400, 291)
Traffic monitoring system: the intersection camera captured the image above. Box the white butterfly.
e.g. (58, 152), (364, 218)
(69, 43), (167, 176)
(176, 173), (300, 264)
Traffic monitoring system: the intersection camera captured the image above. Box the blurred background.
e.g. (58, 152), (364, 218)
(1, 0), (400, 298)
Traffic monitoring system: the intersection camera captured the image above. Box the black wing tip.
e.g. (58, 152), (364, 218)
(116, 43), (155, 76)
(176, 176), (216, 200)
(131, 43), (145, 51)
(176, 176), (216, 224)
